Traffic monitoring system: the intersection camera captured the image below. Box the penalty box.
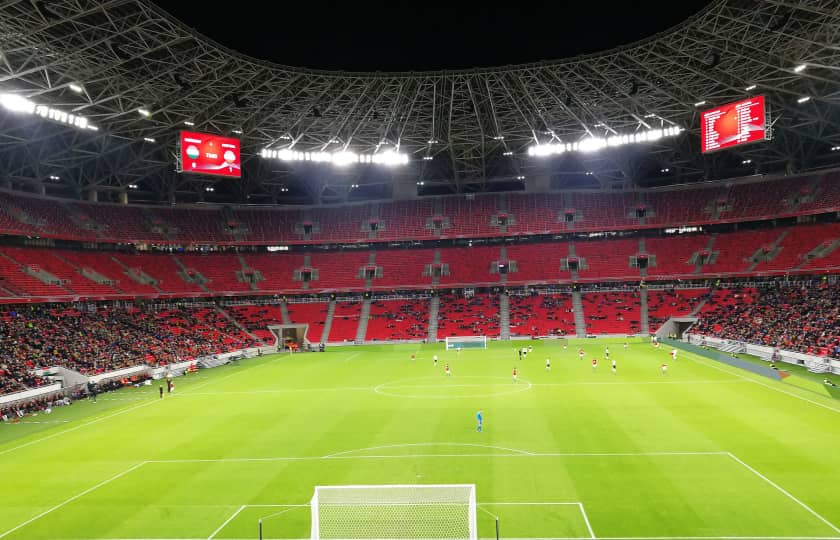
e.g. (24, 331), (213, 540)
(11, 452), (838, 540)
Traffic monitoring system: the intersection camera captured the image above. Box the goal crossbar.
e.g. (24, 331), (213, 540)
(444, 336), (487, 350)
(311, 484), (477, 540)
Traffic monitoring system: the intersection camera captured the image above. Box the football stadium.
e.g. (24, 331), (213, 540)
(0, 1), (839, 539)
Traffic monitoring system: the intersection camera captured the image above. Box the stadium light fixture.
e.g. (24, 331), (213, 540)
(742, 159), (752, 164)
(0, 93), (96, 130)
(793, 64), (807, 73)
(831, 146), (840, 151)
(68, 83), (83, 93)
(48, 175), (60, 180)
(797, 96), (811, 103)
(205, 187), (214, 192)
(416, 181), (425, 185)
(232, 129), (243, 135)
(502, 151), (513, 156)
(492, 135), (504, 141)
(694, 101), (707, 107)
(745, 84), (757, 91)
(423, 155), (434, 160)
(661, 168), (670, 172)
(184, 121), (195, 126)
(143, 137), (155, 143)
(528, 126), (682, 158)
(137, 108), (151, 117)
(128, 184), (139, 189)
(516, 175), (525, 180)
(261, 148), (409, 167)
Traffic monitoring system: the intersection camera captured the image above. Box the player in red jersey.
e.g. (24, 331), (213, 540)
(592, 358), (598, 371)
(512, 367), (518, 382)
(445, 363), (451, 376)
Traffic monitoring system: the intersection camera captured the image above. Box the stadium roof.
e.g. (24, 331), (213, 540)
(1, 0), (839, 205)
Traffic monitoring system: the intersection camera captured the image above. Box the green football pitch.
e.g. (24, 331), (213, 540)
(2, 338), (839, 540)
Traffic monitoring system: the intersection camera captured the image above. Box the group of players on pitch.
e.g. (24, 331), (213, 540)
(411, 337), (679, 382)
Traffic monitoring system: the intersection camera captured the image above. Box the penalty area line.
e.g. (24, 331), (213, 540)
(726, 452), (840, 536)
(207, 504), (245, 540)
(0, 461), (148, 539)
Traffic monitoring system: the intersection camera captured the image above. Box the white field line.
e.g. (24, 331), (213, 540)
(683, 353), (840, 414)
(578, 502), (596, 539)
(0, 461), (147, 539)
(726, 452), (840, 535)
(0, 400), (158, 458)
(323, 442), (536, 458)
(206, 504), (245, 540)
(82, 536), (840, 540)
(147, 451), (728, 464)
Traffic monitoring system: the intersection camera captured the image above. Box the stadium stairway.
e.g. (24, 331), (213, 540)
(321, 299), (337, 343)
(499, 292), (510, 340)
(110, 255), (162, 292)
(172, 255), (211, 293)
(427, 296), (440, 342)
(639, 287), (650, 334)
(355, 298), (372, 343)
(280, 300), (291, 324)
(572, 291), (586, 337)
(215, 306), (262, 343)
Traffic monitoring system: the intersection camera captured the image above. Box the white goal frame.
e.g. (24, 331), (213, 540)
(310, 484), (477, 540)
(444, 336), (487, 350)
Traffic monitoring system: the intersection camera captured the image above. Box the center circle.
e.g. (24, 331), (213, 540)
(374, 376), (532, 399)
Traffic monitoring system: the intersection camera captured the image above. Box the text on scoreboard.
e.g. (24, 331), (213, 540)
(700, 96), (767, 153)
(178, 131), (241, 178)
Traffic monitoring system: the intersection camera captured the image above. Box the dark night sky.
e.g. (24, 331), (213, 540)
(153, 1), (713, 72)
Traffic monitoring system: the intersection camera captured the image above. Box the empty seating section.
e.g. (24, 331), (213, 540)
(506, 194), (563, 235)
(377, 199), (434, 239)
(1, 224), (840, 301)
(694, 285), (838, 358)
(0, 247), (69, 296)
(504, 243), (571, 283)
(646, 288), (709, 329)
(437, 246), (498, 286)
(243, 252), (303, 291)
(232, 208), (301, 243)
(718, 177), (809, 221)
(58, 251), (157, 294)
(286, 302), (328, 343)
(180, 253), (252, 292)
(798, 172), (840, 213)
(436, 293), (500, 337)
(565, 191), (637, 230)
(703, 230), (781, 275)
(0, 191), (90, 238)
(509, 294), (575, 337)
(581, 292), (641, 334)
(575, 239), (639, 280)
(112, 254), (203, 294)
(309, 252), (370, 291)
(1, 248), (118, 296)
(1, 171), (839, 244)
(643, 188), (717, 227)
(70, 202), (163, 242)
(375, 249), (436, 288)
(644, 235), (710, 278)
(365, 299), (429, 341)
(328, 301), (362, 342)
(226, 304), (285, 344)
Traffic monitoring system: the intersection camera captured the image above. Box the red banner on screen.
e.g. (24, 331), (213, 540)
(701, 96), (767, 153)
(178, 131), (241, 178)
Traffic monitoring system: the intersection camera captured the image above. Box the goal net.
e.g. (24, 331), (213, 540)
(311, 484), (477, 540)
(445, 336), (487, 350)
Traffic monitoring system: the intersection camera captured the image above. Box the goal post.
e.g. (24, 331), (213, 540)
(445, 336), (487, 350)
(311, 484), (477, 540)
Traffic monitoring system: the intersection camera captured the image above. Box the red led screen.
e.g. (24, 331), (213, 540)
(701, 96), (767, 153)
(178, 131), (241, 178)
